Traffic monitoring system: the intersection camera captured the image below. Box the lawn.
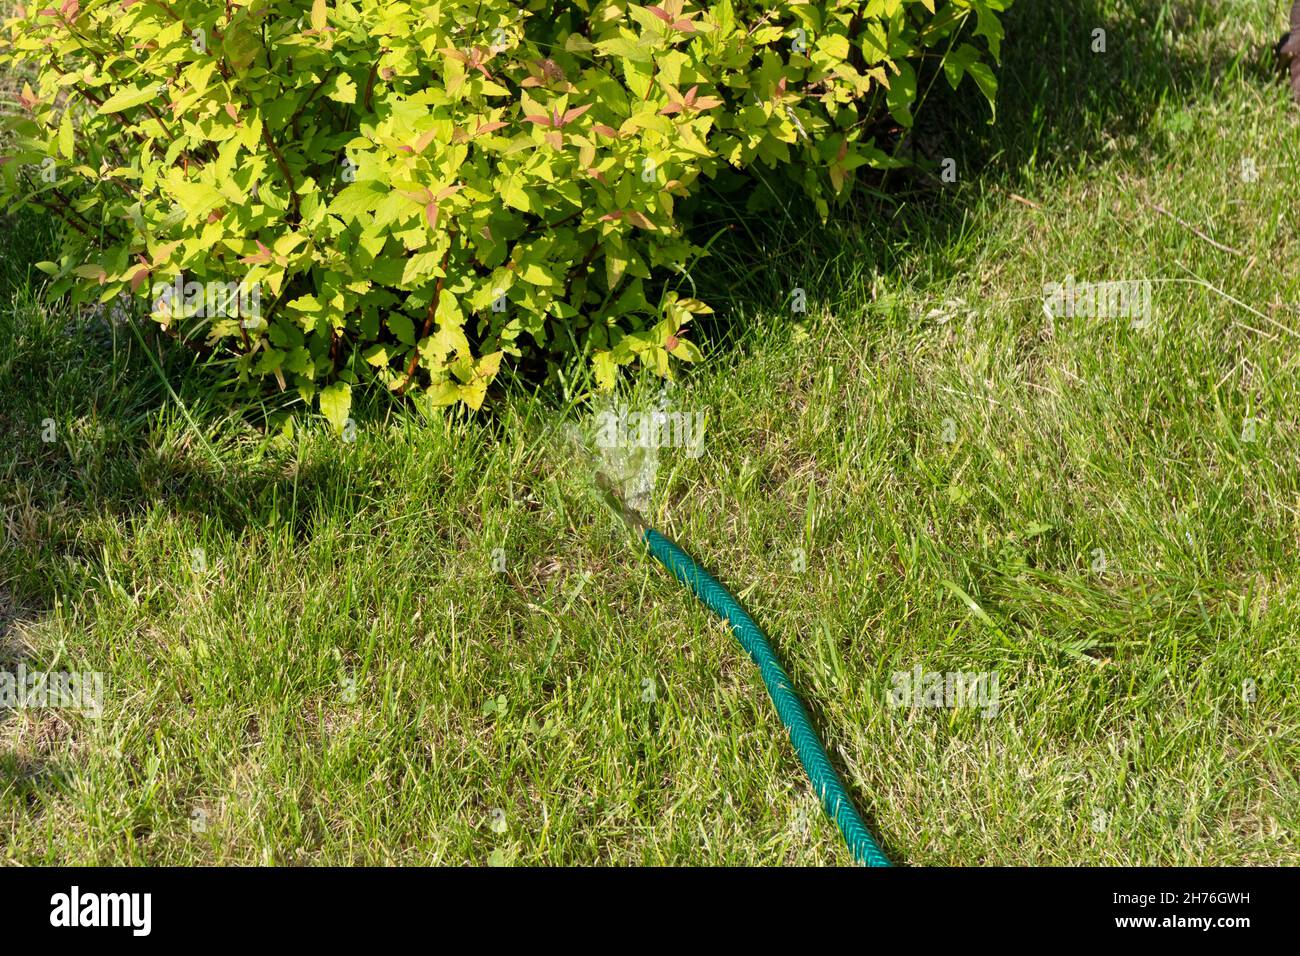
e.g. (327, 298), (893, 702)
(1, 0), (1297, 865)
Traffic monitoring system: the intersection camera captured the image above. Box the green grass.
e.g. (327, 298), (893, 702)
(2, 0), (1298, 865)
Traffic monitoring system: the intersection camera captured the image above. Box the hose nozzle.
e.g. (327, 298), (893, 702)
(595, 470), (648, 536)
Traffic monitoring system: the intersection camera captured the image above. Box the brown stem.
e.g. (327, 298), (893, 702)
(847, 1), (870, 73)
(396, 247), (452, 396)
(261, 123), (300, 222)
(287, 76), (329, 132)
(29, 197), (92, 236)
(142, 101), (179, 143)
(566, 241), (599, 283)
(74, 83), (105, 108)
(46, 186), (98, 233)
(363, 62), (379, 112)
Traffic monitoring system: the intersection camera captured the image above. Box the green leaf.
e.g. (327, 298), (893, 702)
(325, 73), (357, 105)
(57, 112), (74, 159)
(499, 174), (533, 213)
(222, 22), (260, 73)
(97, 84), (159, 114)
(942, 43), (979, 90)
(973, 2), (1006, 61)
(965, 62), (999, 117)
(167, 176), (224, 217)
(318, 381), (352, 433)
(386, 313), (415, 344)
(329, 180), (386, 219)
(592, 351), (618, 391)
(885, 61), (917, 128)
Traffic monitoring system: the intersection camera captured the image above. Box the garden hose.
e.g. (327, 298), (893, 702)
(596, 473), (892, 867)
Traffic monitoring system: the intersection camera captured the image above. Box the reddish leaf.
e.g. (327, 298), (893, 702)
(560, 103), (592, 126)
(412, 128), (438, 154)
(239, 240), (273, 265)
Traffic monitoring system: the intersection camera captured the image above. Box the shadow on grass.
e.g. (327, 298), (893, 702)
(0, 262), (396, 603)
(689, 0), (1279, 346)
(0, 584), (68, 819)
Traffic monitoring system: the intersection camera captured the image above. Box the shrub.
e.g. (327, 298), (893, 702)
(0, 0), (1007, 427)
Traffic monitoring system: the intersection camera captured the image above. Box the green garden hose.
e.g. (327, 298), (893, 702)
(596, 474), (891, 867)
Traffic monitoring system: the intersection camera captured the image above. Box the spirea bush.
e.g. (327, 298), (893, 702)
(0, 0), (1007, 427)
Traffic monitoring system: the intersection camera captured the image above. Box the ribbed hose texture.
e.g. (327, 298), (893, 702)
(642, 528), (891, 867)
